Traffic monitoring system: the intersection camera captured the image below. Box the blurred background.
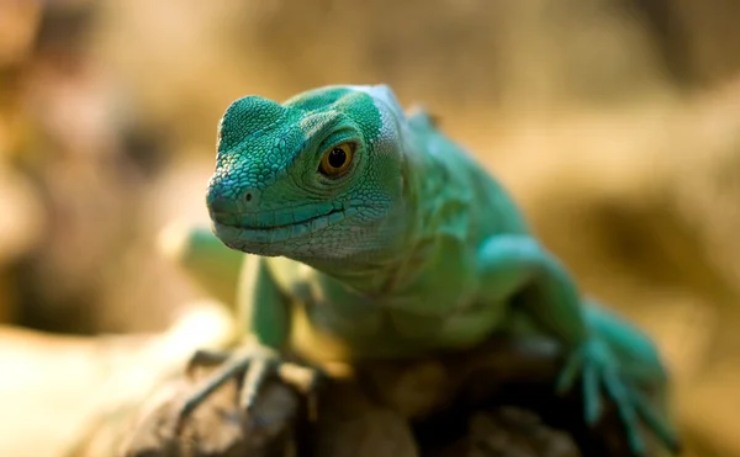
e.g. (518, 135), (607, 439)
(0, 0), (738, 456)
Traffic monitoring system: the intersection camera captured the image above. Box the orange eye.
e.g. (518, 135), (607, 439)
(319, 142), (355, 177)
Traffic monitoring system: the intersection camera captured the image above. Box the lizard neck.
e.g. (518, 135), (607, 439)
(292, 125), (434, 297)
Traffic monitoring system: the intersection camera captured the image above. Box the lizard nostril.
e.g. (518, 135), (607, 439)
(238, 189), (259, 207)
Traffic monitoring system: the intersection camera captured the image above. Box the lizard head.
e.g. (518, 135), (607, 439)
(206, 85), (409, 261)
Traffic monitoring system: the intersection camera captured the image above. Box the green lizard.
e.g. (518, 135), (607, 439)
(174, 84), (679, 455)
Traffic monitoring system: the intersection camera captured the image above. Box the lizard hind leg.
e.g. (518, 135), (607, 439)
(158, 223), (245, 306)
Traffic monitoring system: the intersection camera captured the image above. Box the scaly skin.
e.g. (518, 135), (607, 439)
(180, 85), (678, 455)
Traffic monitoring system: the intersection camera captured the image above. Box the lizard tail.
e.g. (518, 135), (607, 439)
(158, 222), (244, 307)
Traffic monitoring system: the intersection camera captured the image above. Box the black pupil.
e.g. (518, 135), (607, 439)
(328, 148), (347, 168)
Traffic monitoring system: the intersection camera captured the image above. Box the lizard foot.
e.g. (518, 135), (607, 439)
(172, 342), (322, 434)
(556, 338), (681, 456)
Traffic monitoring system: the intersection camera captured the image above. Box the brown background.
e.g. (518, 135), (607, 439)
(0, 1), (738, 456)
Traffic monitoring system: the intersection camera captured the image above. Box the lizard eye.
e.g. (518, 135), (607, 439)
(319, 142), (355, 177)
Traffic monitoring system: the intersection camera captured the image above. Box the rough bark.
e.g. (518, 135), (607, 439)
(118, 338), (643, 457)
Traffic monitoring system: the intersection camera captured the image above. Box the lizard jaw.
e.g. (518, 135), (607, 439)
(212, 207), (355, 255)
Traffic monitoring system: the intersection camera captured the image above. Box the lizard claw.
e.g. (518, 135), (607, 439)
(557, 338), (679, 456)
(172, 343), (322, 434)
(239, 353), (277, 412)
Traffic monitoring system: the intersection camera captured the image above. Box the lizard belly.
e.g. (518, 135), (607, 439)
(267, 245), (505, 363)
(289, 297), (508, 363)
(434, 301), (510, 347)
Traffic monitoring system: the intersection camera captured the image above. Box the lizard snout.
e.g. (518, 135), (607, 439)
(207, 181), (262, 221)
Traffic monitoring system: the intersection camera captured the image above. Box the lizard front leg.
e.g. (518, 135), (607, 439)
(476, 234), (679, 455)
(173, 257), (320, 431)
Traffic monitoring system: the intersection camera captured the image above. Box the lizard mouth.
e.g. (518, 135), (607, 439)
(212, 205), (353, 247)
